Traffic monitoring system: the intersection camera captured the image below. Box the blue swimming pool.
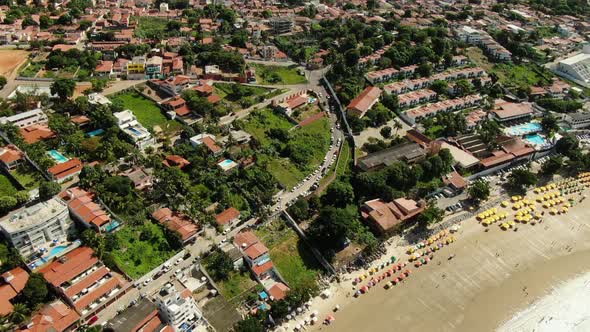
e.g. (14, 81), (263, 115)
(128, 127), (143, 136)
(87, 128), (105, 137)
(524, 133), (547, 146)
(39, 245), (69, 263)
(48, 150), (69, 163)
(505, 122), (542, 136)
(219, 159), (234, 167)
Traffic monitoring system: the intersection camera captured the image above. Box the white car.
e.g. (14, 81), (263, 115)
(143, 278), (152, 286)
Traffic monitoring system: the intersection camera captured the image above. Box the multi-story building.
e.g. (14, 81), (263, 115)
(39, 246), (126, 317)
(268, 17), (293, 34)
(127, 56), (146, 80)
(114, 110), (155, 150)
(564, 112), (590, 129)
(153, 282), (201, 332)
(555, 48), (590, 86)
(0, 198), (73, 260)
(0, 108), (48, 128)
(146, 56), (163, 79)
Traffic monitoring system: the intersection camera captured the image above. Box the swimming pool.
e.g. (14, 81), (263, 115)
(524, 133), (548, 146)
(505, 122), (542, 136)
(39, 245), (69, 263)
(87, 129), (105, 137)
(48, 150), (69, 163)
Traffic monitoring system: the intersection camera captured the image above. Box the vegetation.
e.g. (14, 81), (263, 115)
(111, 91), (181, 134)
(507, 168), (538, 193)
(252, 64), (307, 85)
(468, 180), (491, 202)
(38, 181), (61, 201)
(202, 249), (234, 281)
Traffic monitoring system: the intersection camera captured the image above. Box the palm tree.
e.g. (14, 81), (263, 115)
(9, 303), (29, 325)
(393, 119), (403, 136)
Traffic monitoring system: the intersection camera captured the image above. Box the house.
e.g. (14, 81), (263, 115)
(22, 300), (80, 332)
(146, 56), (163, 79)
(106, 298), (170, 332)
(215, 207), (240, 230)
(346, 86), (381, 118)
(95, 60), (114, 77)
(162, 97), (191, 117)
(163, 155), (190, 169)
(70, 115), (91, 128)
(0, 197), (73, 260)
(233, 231), (273, 279)
(276, 93), (308, 116)
(491, 99), (534, 123)
(19, 124), (56, 144)
(151, 75), (191, 96)
(361, 198), (425, 235)
(190, 134), (223, 156)
(357, 141), (428, 171)
(38, 246), (126, 316)
(48, 158), (83, 183)
(114, 110), (155, 150)
(127, 56), (146, 79)
(152, 208), (200, 244)
(0, 108), (48, 128)
(365, 67), (400, 84)
(442, 170), (468, 192)
(59, 187), (117, 233)
(120, 167), (153, 191)
(0, 144), (24, 170)
(0, 267), (29, 316)
(267, 283), (290, 301)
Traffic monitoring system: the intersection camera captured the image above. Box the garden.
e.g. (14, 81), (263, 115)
(252, 64), (308, 85)
(0, 174), (18, 197)
(110, 90), (182, 135)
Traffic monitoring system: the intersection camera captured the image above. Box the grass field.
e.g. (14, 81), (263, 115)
(255, 221), (320, 290)
(252, 64), (308, 85)
(134, 16), (175, 39)
(11, 166), (41, 190)
(291, 118), (331, 168)
(217, 271), (258, 300)
(243, 109), (294, 146)
(111, 222), (177, 279)
(111, 91), (181, 134)
(18, 61), (44, 78)
(0, 174), (18, 196)
(259, 154), (305, 190)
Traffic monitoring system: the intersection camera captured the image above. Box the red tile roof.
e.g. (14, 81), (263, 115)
(48, 158), (83, 180)
(286, 95), (307, 110)
(251, 260), (273, 277)
(244, 242), (268, 260)
(74, 277), (121, 311)
(23, 300), (80, 332)
(70, 115), (91, 125)
(233, 231), (259, 249)
(202, 136), (222, 154)
(38, 247), (98, 287)
(207, 94), (221, 104)
(0, 144), (24, 164)
(268, 282), (290, 300)
(162, 155), (190, 169)
(347, 86), (381, 117)
(152, 208), (199, 242)
(0, 267), (29, 315)
(215, 207), (240, 226)
(20, 124), (55, 144)
(95, 60), (114, 73)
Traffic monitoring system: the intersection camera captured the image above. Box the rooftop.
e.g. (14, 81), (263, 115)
(0, 197), (68, 233)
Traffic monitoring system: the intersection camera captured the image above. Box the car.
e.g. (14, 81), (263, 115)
(221, 238), (227, 243)
(88, 316), (98, 325)
(175, 258), (183, 265)
(154, 271), (164, 279)
(143, 278), (152, 286)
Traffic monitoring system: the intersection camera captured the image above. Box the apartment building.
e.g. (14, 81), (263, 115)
(0, 108), (48, 128)
(38, 247), (126, 317)
(0, 198), (73, 260)
(114, 110), (156, 150)
(153, 282), (201, 332)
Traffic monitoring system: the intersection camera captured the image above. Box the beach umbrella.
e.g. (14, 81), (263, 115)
(500, 223), (509, 230)
(311, 317), (318, 324)
(385, 281), (393, 289)
(392, 278), (399, 284)
(312, 310), (318, 317)
(360, 286), (368, 293)
(404, 269), (411, 276)
(398, 274), (405, 281)
(501, 201), (509, 207)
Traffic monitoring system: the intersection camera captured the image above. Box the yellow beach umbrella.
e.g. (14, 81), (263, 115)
(501, 223), (509, 230)
(551, 208), (558, 215)
(501, 201), (509, 207)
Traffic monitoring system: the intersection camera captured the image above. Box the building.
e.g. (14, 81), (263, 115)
(491, 99), (534, 123)
(0, 197), (73, 259)
(153, 282), (201, 332)
(268, 17), (293, 34)
(365, 67), (399, 85)
(455, 26), (511, 61)
(357, 141), (427, 171)
(19, 124), (56, 144)
(361, 198), (425, 235)
(114, 110), (156, 150)
(0, 144), (24, 170)
(346, 86), (381, 118)
(163, 155), (191, 169)
(107, 298), (170, 332)
(22, 300), (80, 332)
(48, 158), (83, 183)
(127, 56), (146, 79)
(0, 267), (29, 316)
(38, 246), (126, 317)
(59, 187), (118, 233)
(564, 112), (590, 129)
(152, 208), (200, 244)
(146, 56), (163, 79)
(403, 94), (483, 124)
(189, 133), (222, 156)
(0, 109), (48, 128)
(120, 167), (153, 191)
(214, 207), (240, 230)
(554, 48), (590, 85)
(151, 75), (191, 96)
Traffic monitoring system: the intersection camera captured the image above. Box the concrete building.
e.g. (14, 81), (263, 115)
(114, 110), (155, 150)
(555, 48), (590, 85)
(269, 17), (293, 34)
(0, 108), (48, 128)
(346, 86), (381, 118)
(0, 144), (24, 170)
(153, 282), (201, 332)
(361, 198), (425, 235)
(146, 56), (163, 79)
(564, 112), (590, 129)
(127, 56), (146, 80)
(0, 198), (73, 259)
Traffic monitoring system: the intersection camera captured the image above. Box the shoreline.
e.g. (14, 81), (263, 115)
(285, 191), (590, 332)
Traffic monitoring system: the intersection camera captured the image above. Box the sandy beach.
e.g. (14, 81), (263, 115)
(284, 189), (590, 332)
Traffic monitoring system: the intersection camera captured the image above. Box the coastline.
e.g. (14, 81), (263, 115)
(288, 193), (590, 332)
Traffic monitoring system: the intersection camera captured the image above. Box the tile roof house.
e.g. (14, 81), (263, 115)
(0, 267), (29, 316)
(22, 300), (80, 332)
(152, 208), (200, 244)
(38, 246), (125, 316)
(163, 155), (191, 169)
(120, 167), (153, 191)
(189, 134), (223, 156)
(48, 158), (83, 183)
(19, 124), (56, 144)
(347, 86), (381, 118)
(267, 282), (290, 301)
(361, 198), (425, 235)
(215, 207), (240, 230)
(59, 187), (114, 232)
(0, 144), (24, 170)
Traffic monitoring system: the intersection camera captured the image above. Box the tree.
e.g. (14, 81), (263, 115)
(380, 126), (392, 139)
(322, 181), (354, 208)
(555, 135), (579, 158)
(39, 181), (61, 200)
(417, 63), (432, 77)
(9, 303), (29, 324)
(233, 315), (264, 332)
(430, 80), (448, 95)
(478, 120), (501, 147)
(417, 203), (443, 229)
(287, 198), (310, 221)
(541, 113), (559, 135)
(203, 249), (233, 281)
(468, 180), (490, 202)
(454, 79), (474, 97)
(508, 169), (537, 193)
(50, 78), (76, 100)
(22, 273), (49, 307)
(541, 156), (563, 176)
(0, 196), (18, 214)
(0, 75), (6, 90)
(81, 229), (105, 257)
(308, 207), (357, 252)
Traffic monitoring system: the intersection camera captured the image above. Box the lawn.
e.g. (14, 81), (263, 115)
(111, 91), (181, 134)
(11, 166), (41, 190)
(291, 118), (331, 167)
(18, 61), (44, 78)
(134, 16), (174, 39)
(0, 174), (18, 196)
(491, 63), (552, 88)
(216, 270), (257, 300)
(110, 222), (177, 279)
(258, 154), (304, 190)
(243, 109), (294, 146)
(214, 83), (271, 100)
(252, 64), (308, 85)
(335, 141), (352, 178)
(255, 221), (320, 291)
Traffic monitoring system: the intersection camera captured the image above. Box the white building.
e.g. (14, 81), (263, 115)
(0, 198), (73, 259)
(154, 282), (201, 332)
(555, 48), (590, 85)
(87, 93), (112, 106)
(113, 110), (155, 150)
(0, 108), (48, 128)
(564, 112), (590, 129)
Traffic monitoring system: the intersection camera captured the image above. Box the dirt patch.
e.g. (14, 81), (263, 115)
(0, 50), (29, 79)
(74, 82), (92, 98)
